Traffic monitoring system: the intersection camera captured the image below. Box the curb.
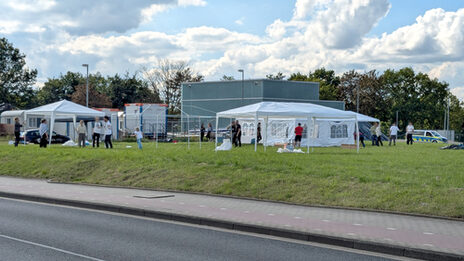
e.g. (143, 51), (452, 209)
(46, 179), (464, 222)
(0, 191), (462, 261)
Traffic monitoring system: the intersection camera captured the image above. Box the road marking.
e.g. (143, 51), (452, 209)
(347, 233), (357, 236)
(353, 223), (362, 226)
(386, 227), (397, 231)
(322, 219), (330, 222)
(423, 232), (434, 235)
(294, 216), (302, 219)
(0, 234), (104, 261)
(423, 243), (434, 247)
(268, 213), (275, 216)
(198, 205), (206, 208)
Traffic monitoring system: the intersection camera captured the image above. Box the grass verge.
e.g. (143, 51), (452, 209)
(0, 141), (463, 218)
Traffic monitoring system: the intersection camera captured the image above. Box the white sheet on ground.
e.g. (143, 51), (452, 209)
(215, 139), (232, 151)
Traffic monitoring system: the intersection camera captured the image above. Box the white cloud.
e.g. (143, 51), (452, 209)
(235, 17), (245, 26)
(5, 0), (464, 100)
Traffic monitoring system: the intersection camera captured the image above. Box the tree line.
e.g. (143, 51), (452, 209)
(2, 37), (464, 131)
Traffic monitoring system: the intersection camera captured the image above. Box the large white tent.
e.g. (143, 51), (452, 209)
(24, 100), (105, 145)
(216, 101), (365, 153)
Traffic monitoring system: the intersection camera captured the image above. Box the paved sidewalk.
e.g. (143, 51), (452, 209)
(0, 176), (463, 260)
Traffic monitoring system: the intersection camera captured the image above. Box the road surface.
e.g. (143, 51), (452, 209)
(0, 198), (400, 261)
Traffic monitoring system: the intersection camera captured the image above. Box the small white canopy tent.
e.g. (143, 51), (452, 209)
(24, 100), (105, 145)
(216, 101), (361, 153)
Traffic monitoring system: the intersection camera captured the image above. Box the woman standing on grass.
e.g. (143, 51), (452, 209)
(103, 116), (113, 149)
(76, 120), (87, 148)
(375, 122), (383, 146)
(92, 117), (102, 148)
(39, 119), (48, 148)
(206, 123), (213, 141)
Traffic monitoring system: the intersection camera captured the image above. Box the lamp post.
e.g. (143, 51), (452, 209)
(82, 64), (89, 107)
(238, 69), (244, 105)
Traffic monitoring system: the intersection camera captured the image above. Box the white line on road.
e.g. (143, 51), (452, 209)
(0, 234), (105, 261)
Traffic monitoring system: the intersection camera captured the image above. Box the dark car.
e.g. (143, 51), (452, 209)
(20, 129), (71, 144)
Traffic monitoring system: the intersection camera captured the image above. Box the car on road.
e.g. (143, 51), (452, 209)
(412, 130), (448, 143)
(20, 129), (71, 144)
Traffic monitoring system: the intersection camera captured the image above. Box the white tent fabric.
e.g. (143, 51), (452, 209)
(24, 100), (105, 145)
(215, 102), (364, 153)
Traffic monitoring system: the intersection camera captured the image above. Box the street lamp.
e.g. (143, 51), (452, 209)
(82, 64), (89, 107)
(238, 69), (244, 105)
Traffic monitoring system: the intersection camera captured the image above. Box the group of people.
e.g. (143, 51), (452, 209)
(76, 116), (113, 149)
(357, 121), (415, 147)
(199, 123), (214, 142)
(23, 116), (114, 149)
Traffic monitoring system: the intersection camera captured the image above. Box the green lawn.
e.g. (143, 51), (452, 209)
(0, 140), (463, 219)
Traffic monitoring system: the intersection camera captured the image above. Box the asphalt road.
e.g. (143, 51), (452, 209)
(0, 198), (398, 261)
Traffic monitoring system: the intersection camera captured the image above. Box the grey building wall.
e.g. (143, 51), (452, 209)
(181, 79), (345, 117)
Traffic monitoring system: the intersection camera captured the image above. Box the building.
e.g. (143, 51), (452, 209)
(181, 79), (345, 118)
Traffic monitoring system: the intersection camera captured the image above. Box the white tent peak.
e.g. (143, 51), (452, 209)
(26, 100), (105, 116)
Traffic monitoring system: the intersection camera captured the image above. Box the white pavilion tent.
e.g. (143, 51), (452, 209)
(215, 101), (363, 153)
(24, 100), (105, 145)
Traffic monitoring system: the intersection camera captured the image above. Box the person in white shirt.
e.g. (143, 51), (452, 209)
(92, 117), (102, 148)
(39, 119), (48, 148)
(406, 121), (414, 145)
(76, 120), (87, 148)
(134, 127), (143, 150)
(375, 122), (383, 146)
(103, 116), (113, 149)
(389, 123), (400, 146)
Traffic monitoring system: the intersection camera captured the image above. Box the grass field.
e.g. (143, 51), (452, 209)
(0, 140), (463, 219)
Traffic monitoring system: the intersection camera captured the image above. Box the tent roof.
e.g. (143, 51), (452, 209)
(217, 102), (360, 119)
(25, 100), (105, 117)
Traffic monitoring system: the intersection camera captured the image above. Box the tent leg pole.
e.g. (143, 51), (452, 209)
(356, 116), (359, 154)
(306, 117), (310, 154)
(264, 117), (268, 152)
(199, 116), (201, 149)
(254, 114), (258, 152)
(215, 116), (219, 152)
(312, 117), (315, 153)
(49, 112), (55, 147)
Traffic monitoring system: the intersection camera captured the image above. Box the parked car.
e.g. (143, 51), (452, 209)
(19, 129), (71, 144)
(412, 130), (448, 143)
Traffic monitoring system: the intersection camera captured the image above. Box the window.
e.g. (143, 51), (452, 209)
(6, 119), (11, 124)
(330, 124), (348, 138)
(426, 132), (433, 137)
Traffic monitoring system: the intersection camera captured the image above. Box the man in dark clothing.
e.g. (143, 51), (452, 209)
(14, 117), (22, 147)
(257, 122), (262, 143)
(234, 120), (242, 147)
(230, 120), (237, 145)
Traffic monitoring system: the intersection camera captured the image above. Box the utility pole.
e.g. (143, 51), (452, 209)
(238, 69), (244, 105)
(82, 64), (89, 107)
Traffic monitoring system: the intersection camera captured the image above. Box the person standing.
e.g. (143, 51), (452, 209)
(354, 129), (365, 148)
(389, 123), (399, 146)
(39, 119), (48, 148)
(206, 123), (213, 141)
(406, 121), (414, 145)
(103, 116), (113, 149)
(134, 127), (143, 150)
(230, 120), (237, 145)
(92, 117), (102, 148)
(257, 122), (262, 143)
(200, 123), (205, 142)
(370, 123), (377, 146)
(294, 123), (303, 147)
(375, 122), (383, 146)
(14, 117), (22, 147)
(235, 120), (242, 147)
(76, 120), (87, 148)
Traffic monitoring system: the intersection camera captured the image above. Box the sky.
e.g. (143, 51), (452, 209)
(1, 0), (464, 99)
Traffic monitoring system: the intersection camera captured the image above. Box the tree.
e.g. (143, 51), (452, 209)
(0, 37), (38, 108)
(38, 72), (83, 104)
(221, 75), (235, 81)
(288, 68), (339, 100)
(266, 72), (286, 80)
(71, 84), (112, 108)
(143, 59), (203, 114)
(107, 72), (160, 109)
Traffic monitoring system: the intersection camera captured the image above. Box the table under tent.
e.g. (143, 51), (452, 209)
(24, 100), (105, 145)
(215, 102), (379, 153)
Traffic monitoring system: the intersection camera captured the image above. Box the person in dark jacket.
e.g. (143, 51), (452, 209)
(14, 117), (23, 147)
(200, 123), (205, 142)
